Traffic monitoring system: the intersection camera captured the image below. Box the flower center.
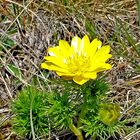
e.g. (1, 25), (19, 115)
(67, 53), (90, 75)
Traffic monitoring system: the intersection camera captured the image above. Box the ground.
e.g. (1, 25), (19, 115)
(0, 0), (140, 140)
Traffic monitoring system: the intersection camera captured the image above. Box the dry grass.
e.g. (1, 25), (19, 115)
(0, 0), (140, 139)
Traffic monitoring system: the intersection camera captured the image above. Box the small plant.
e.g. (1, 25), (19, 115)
(11, 86), (49, 139)
(11, 35), (134, 140)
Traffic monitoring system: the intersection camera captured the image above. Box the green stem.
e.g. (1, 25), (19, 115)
(30, 108), (36, 140)
(92, 134), (96, 140)
(69, 124), (84, 140)
(78, 85), (89, 128)
(30, 91), (36, 140)
(77, 102), (88, 128)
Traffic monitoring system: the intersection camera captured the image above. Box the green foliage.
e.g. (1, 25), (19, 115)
(62, 0), (68, 6)
(11, 80), (80, 138)
(81, 79), (109, 110)
(85, 19), (97, 39)
(82, 117), (125, 140)
(11, 78), (131, 140)
(0, 15), (17, 51)
(7, 64), (23, 79)
(47, 92), (77, 129)
(79, 80), (126, 140)
(88, 78), (109, 95)
(11, 86), (49, 139)
(0, 35), (16, 51)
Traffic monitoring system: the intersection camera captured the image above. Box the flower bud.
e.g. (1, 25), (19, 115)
(99, 103), (121, 126)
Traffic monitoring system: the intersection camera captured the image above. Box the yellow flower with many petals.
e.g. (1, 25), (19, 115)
(41, 35), (112, 85)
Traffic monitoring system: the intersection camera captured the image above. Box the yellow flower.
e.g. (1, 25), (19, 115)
(41, 35), (112, 85)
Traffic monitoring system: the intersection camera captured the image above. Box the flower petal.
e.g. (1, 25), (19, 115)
(41, 62), (49, 69)
(44, 56), (68, 69)
(48, 46), (60, 56)
(80, 35), (90, 54)
(94, 64), (112, 73)
(43, 62), (69, 73)
(59, 40), (71, 56)
(73, 76), (89, 85)
(71, 36), (81, 53)
(91, 54), (112, 67)
(95, 45), (111, 56)
(86, 38), (102, 56)
(83, 72), (97, 79)
(56, 71), (75, 76)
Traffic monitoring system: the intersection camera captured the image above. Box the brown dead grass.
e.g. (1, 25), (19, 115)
(0, 0), (140, 139)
